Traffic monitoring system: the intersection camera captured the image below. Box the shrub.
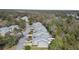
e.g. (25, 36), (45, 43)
(25, 46), (31, 50)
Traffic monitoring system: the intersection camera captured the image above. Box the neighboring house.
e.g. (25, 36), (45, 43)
(16, 16), (20, 21)
(16, 16), (29, 22)
(0, 25), (19, 36)
(0, 27), (10, 36)
(66, 13), (76, 17)
(32, 22), (54, 48)
(9, 25), (19, 31)
(21, 16), (29, 22)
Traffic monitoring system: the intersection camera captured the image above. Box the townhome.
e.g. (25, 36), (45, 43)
(0, 25), (19, 36)
(32, 22), (54, 48)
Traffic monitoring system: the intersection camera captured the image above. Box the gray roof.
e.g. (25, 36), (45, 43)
(32, 22), (52, 47)
(0, 25), (19, 35)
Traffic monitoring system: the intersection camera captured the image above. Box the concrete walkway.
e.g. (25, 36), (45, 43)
(16, 23), (30, 50)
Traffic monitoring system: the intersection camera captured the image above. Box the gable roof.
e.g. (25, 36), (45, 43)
(32, 22), (53, 47)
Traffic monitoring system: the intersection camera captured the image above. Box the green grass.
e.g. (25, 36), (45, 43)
(31, 45), (48, 50)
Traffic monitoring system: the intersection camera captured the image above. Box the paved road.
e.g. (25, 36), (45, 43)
(16, 23), (30, 50)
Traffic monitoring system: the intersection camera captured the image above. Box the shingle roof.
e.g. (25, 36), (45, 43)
(32, 22), (53, 47)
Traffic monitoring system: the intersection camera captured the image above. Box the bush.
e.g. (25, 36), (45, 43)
(25, 46), (31, 50)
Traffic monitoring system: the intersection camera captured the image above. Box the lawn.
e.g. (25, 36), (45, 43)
(31, 45), (48, 50)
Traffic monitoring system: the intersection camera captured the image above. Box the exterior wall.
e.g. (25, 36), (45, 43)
(37, 41), (48, 48)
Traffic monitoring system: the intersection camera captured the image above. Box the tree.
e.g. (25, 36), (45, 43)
(29, 18), (33, 25)
(48, 15), (79, 50)
(15, 19), (26, 29)
(5, 35), (17, 48)
(0, 35), (6, 49)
